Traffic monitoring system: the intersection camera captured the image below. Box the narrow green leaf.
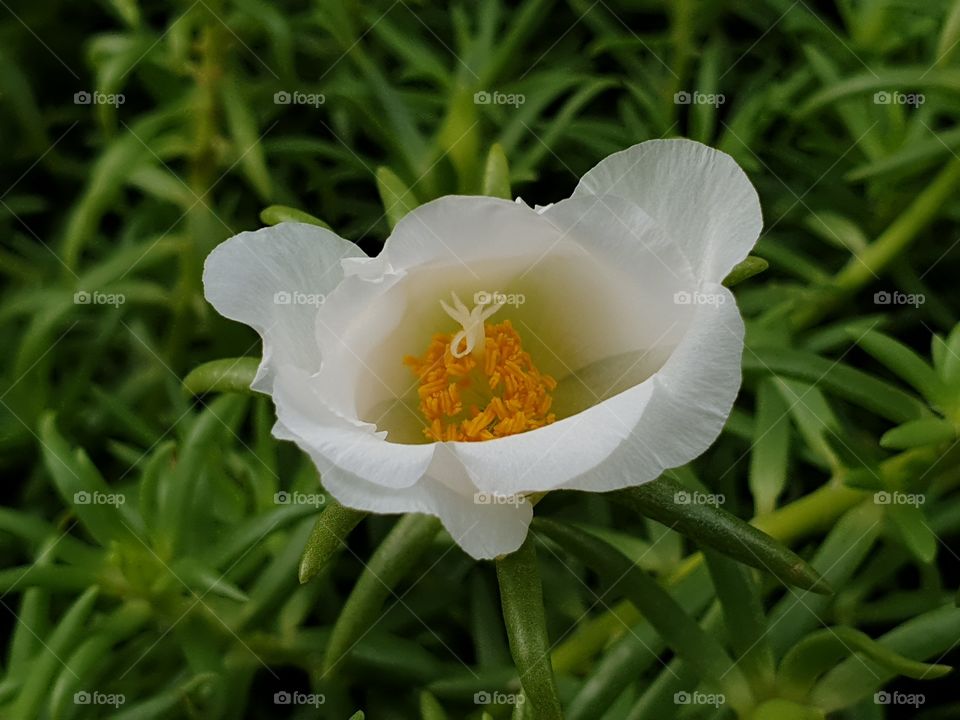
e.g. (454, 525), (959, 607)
(376, 166), (420, 230)
(39, 413), (139, 546)
(324, 514), (441, 674)
(0, 565), (97, 593)
(751, 699), (824, 720)
(780, 626), (950, 700)
(298, 500), (367, 583)
(420, 691), (448, 720)
(851, 329), (945, 403)
(221, 78), (272, 200)
(743, 347), (928, 423)
(749, 377), (791, 514)
(724, 256), (769, 287)
(615, 476), (832, 594)
(259, 205), (332, 229)
(881, 417), (956, 449)
(811, 605), (960, 712)
(767, 503), (882, 656)
(533, 519), (753, 712)
(703, 550), (776, 695)
(482, 143), (512, 199)
(495, 534), (563, 720)
(886, 503), (937, 564)
(10, 587), (100, 719)
(182, 357), (259, 396)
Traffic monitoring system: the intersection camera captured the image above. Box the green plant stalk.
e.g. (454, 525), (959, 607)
(791, 157), (960, 330)
(167, 12), (226, 368)
(496, 536), (563, 720)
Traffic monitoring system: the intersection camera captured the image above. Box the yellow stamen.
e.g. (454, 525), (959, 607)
(404, 318), (557, 442)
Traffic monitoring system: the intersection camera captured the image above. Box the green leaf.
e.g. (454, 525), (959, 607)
(419, 691), (448, 720)
(533, 519), (754, 713)
(495, 534), (563, 720)
(703, 550), (775, 695)
(751, 699), (824, 720)
(886, 503), (937, 564)
(851, 329), (946, 404)
(259, 205), (332, 229)
(723, 255), (769, 287)
(881, 417), (956, 449)
(749, 377), (791, 514)
(482, 143), (512, 199)
(324, 514), (441, 674)
(298, 500), (367, 583)
(767, 503), (882, 656)
(743, 347), (928, 423)
(811, 605), (960, 712)
(221, 78), (272, 200)
(10, 587), (100, 719)
(39, 413), (140, 546)
(779, 626), (950, 699)
(615, 476), (832, 594)
(376, 166), (420, 230)
(182, 357), (259, 395)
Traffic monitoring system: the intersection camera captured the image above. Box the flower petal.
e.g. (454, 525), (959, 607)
(572, 139), (762, 282)
(275, 427), (532, 560)
(202, 222), (365, 393)
(560, 282), (744, 492)
(451, 194), (694, 495)
(272, 365), (435, 489)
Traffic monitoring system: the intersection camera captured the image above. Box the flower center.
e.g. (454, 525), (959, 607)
(403, 293), (557, 442)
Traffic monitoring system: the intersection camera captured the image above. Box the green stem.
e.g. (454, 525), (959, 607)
(791, 157), (960, 330)
(496, 536), (563, 720)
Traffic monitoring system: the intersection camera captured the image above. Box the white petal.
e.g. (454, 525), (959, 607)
(572, 139), (762, 282)
(271, 365), (434, 489)
(202, 222), (365, 392)
(285, 437), (532, 560)
(452, 194), (696, 495)
(560, 283), (744, 492)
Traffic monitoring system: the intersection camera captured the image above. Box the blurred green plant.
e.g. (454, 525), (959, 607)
(3, 0), (960, 718)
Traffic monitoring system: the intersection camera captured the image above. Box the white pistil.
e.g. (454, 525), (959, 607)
(440, 292), (504, 358)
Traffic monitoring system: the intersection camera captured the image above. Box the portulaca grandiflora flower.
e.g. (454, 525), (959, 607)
(203, 139), (762, 559)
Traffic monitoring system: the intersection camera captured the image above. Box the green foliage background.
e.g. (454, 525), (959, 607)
(2, 0), (960, 718)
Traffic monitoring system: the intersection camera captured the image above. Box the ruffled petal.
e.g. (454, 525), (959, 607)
(276, 430), (532, 560)
(202, 222), (365, 393)
(560, 283), (744, 492)
(572, 138), (762, 283)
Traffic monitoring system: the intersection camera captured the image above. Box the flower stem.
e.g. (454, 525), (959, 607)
(496, 535), (563, 720)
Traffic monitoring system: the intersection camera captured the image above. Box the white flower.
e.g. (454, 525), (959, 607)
(203, 139), (762, 560)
